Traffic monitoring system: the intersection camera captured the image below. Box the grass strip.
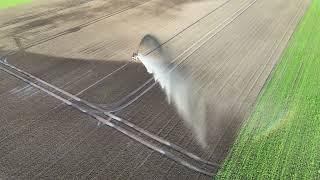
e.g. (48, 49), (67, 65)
(0, 0), (32, 9)
(216, 0), (320, 179)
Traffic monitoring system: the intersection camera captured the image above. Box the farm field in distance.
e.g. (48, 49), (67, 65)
(217, 0), (320, 179)
(0, 0), (32, 9)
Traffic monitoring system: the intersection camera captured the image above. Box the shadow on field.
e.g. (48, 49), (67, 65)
(0, 50), (244, 164)
(1, 50), (151, 105)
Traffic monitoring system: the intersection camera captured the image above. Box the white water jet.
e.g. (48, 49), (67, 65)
(136, 52), (208, 148)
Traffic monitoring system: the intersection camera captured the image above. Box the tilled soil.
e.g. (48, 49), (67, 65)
(0, 0), (309, 179)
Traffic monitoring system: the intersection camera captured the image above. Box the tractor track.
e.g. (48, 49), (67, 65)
(0, 0), (308, 178)
(0, 58), (219, 176)
(197, 0), (309, 171)
(1, 0), (154, 57)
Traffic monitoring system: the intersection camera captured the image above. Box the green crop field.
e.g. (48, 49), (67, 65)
(216, 0), (320, 179)
(0, 0), (32, 9)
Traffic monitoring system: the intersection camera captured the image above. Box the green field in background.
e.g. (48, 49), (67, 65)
(0, 0), (32, 9)
(216, 0), (320, 179)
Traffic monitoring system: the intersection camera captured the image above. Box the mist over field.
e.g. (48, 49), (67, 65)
(137, 34), (208, 147)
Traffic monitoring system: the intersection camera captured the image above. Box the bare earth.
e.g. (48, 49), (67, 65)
(0, 0), (309, 179)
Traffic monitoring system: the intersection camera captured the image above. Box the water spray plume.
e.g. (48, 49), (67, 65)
(134, 35), (208, 147)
